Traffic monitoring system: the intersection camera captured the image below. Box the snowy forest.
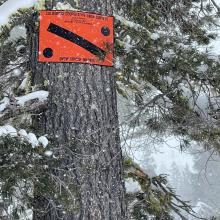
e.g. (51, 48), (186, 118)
(1, 0), (220, 219)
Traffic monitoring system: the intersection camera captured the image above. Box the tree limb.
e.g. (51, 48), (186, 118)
(0, 100), (47, 122)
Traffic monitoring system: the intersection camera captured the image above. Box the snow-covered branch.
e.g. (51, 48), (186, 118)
(15, 91), (48, 106)
(0, 0), (37, 27)
(114, 14), (151, 34)
(0, 124), (49, 148)
(0, 90), (48, 120)
(0, 99), (47, 122)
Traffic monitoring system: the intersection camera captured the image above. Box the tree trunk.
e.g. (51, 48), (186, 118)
(28, 1), (127, 219)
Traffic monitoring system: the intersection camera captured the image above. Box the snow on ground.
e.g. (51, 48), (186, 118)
(0, 0), (37, 26)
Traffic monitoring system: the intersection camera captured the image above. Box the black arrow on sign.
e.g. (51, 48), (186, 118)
(47, 23), (106, 60)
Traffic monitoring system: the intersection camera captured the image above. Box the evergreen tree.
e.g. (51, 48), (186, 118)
(31, 0), (128, 219)
(115, 0), (220, 152)
(1, 0), (220, 219)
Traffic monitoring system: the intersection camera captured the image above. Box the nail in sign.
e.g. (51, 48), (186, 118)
(38, 11), (114, 66)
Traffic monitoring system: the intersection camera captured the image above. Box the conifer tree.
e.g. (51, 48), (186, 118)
(1, 0), (220, 219)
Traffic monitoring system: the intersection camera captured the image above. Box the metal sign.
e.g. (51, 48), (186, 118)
(38, 10), (114, 66)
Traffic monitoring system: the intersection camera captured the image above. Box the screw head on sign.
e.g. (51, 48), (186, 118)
(101, 26), (110, 36)
(43, 48), (53, 58)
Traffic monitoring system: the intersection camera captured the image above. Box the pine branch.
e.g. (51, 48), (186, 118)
(0, 100), (47, 122)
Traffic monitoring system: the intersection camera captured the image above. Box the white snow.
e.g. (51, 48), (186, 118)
(19, 72), (30, 90)
(0, 125), (17, 136)
(38, 136), (49, 148)
(27, 133), (39, 148)
(190, 201), (216, 219)
(125, 178), (141, 193)
(197, 64), (209, 73)
(54, 2), (76, 10)
(19, 76), (28, 90)
(0, 125), (49, 148)
(0, 97), (10, 112)
(16, 44), (26, 52)
(124, 41), (134, 52)
(0, 91), (48, 115)
(121, 35), (134, 52)
(44, 150), (53, 157)
(0, 126), (7, 136)
(18, 129), (28, 138)
(15, 91), (49, 106)
(4, 125), (17, 137)
(12, 68), (22, 76)
(134, 59), (139, 64)
(9, 25), (26, 41)
(0, 0), (38, 26)
(162, 49), (175, 59)
(151, 33), (160, 40)
(114, 14), (150, 34)
(115, 57), (122, 69)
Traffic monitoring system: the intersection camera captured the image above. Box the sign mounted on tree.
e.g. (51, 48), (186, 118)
(38, 11), (114, 66)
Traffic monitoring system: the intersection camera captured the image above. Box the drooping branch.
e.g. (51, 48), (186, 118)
(124, 157), (202, 219)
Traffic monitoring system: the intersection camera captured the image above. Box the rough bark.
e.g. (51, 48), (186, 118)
(28, 0), (127, 219)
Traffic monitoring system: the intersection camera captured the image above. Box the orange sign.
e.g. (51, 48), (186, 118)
(38, 11), (114, 66)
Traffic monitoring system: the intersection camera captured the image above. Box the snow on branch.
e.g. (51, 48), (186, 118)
(0, 125), (49, 148)
(114, 14), (151, 34)
(15, 91), (49, 106)
(0, 0), (37, 27)
(0, 90), (48, 111)
(0, 91), (48, 120)
(53, 2), (78, 10)
(0, 97), (10, 112)
(0, 99), (47, 122)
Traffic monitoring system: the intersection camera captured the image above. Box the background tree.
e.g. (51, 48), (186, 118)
(116, 0), (220, 151)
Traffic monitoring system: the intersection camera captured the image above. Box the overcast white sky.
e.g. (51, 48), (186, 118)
(206, 0), (220, 54)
